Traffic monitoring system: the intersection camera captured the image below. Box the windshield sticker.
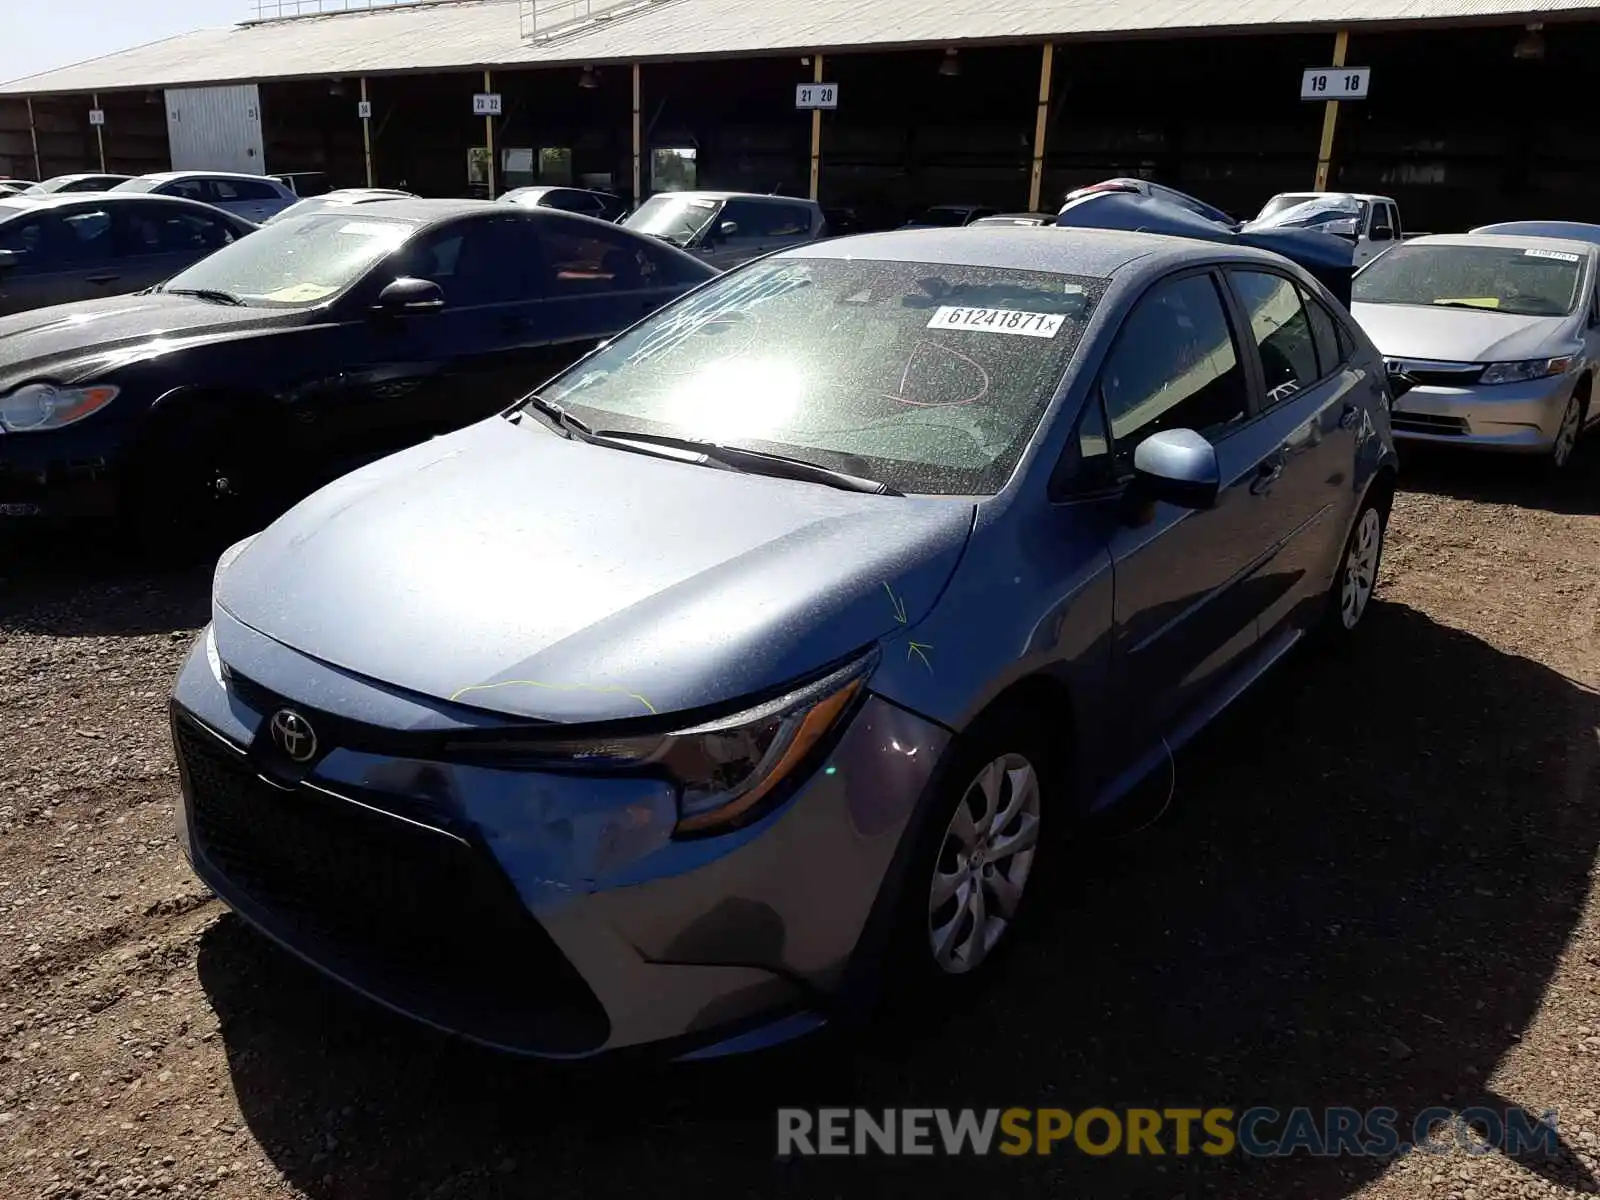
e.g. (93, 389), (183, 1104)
(927, 306), (1066, 337)
(1524, 248), (1580, 263)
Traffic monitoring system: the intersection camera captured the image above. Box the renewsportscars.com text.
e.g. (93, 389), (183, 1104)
(776, 1106), (1560, 1158)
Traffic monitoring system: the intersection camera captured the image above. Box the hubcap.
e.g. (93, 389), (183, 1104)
(1554, 398), (1581, 468)
(927, 752), (1041, 975)
(1340, 507), (1383, 630)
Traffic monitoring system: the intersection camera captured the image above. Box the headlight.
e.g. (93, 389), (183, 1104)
(1478, 357), (1574, 386)
(450, 656), (872, 835)
(0, 383), (119, 432)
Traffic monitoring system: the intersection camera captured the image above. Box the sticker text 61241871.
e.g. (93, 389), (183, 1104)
(927, 306), (1066, 338)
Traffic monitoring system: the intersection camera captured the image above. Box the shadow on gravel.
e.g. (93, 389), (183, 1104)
(0, 535), (212, 638)
(1397, 436), (1600, 516)
(196, 601), (1600, 1200)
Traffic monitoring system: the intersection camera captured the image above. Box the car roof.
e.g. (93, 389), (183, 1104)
(0, 191), (229, 214)
(135, 170), (284, 182)
(789, 225), (1292, 277)
(1471, 220), (1600, 245)
(1273, 190), (1393, 203)
(648, 190), (814, 204)
(1401, 232), (1597, 256)
(290, 197), (572, 225)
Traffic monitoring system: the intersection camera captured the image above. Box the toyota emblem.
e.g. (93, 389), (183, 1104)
(268, 709), (318, 763)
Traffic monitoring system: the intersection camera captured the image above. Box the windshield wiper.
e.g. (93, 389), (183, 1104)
(519, 392), (595, 440)
(587, 429), (903, 496)
(162, 287), (245, 306)
(1428, 300), (1504, 311)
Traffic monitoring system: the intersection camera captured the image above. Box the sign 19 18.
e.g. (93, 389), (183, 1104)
(1300, 67), (1370, 101)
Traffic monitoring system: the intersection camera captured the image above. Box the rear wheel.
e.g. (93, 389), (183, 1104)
(1325, 491), (1388, 635)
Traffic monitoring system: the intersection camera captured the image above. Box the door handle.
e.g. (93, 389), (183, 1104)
(86, 274), (119, 285)
(1249, 456), (1285, 495)
(1339, 402), (1362, 430)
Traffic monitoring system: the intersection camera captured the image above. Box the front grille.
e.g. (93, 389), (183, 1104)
(1408, 367), (1484, 387)
(173, 714), (609, 1054)
(1392, 412), (1471, 436)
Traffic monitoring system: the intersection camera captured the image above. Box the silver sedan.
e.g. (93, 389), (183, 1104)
(1350, 233), (1600, 467)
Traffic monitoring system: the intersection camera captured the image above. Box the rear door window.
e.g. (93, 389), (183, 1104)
(57, 206), (115, 265)
(1226, 269), (1321, 408)
(0, 214), (57, 273)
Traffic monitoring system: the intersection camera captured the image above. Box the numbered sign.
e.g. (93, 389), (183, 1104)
(88, 109), (105, 127)
(472, 92), (503, 116)
(357, 100), (372, 120)
(795, 82), (839, 110)
(1300, 67), (1371, 101)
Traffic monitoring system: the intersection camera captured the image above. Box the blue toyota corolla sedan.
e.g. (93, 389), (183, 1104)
(170, 227), (1398, 1060)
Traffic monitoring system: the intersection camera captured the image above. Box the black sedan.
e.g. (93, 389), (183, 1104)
(0, 193), (257, 315)
(0, 198), (716, 540)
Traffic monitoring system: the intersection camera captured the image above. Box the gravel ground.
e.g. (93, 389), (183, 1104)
(2, 450), (1600, 1200)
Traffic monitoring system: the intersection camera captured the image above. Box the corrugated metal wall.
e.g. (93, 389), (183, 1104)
(164, 84), (266, 173)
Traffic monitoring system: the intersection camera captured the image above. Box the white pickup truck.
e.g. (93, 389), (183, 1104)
(1250, 191), (1405, 266)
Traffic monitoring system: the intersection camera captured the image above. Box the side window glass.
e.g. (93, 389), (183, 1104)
(1387, 204), (1403, 240)
(1228, 269), (1320, 407)
(716, 200), (760, 239)
(0, 216), (52, 273)
(111, 207), (164, 257)
(760, 205), (812, 238)
(1301, 289), (1345, 377)
(395, 220), (528, 306)
(58, 207), (114, 265)
(538, 222), (661, 295)
(237, 180), (281, 201)
(165, 179), (207, 202)
(210, 179), (241, 202)
(1067, 391), (1116, 493)
(1101, 273), (1248, 474)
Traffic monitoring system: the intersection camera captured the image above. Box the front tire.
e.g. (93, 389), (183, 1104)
(887, 709), (1059, 999)
(1550, 392), (1583, 471)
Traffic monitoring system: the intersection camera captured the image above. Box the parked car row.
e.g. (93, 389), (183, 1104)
(10, 159), (1591, 1064)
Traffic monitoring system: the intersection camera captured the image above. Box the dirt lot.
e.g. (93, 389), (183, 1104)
(3, 452), (1600, 1200)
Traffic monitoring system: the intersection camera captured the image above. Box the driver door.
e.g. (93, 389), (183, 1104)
(1094, 269), (1286, 753)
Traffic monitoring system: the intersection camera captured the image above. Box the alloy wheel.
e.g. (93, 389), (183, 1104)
(1340, 507), (1383, 630)
(927, 752), (1042, 975)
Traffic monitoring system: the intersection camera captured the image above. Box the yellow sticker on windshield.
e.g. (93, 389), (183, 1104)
(927, 305), (1065, 337)
(1432, 297), (1500, 309)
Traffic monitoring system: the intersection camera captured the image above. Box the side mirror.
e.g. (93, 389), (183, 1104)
(0, 249), (17, 276)
(1387, 368), (1418, 403)
(718, 220), (738, 238)
(1370, 226), (1394, 242)
(375, 276), (444, 313)
(1131, 428), (1221, 510)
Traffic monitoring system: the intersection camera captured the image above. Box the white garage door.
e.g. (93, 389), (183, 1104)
(164, 84), (266, 174)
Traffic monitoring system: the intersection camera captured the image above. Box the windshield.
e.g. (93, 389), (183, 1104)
(161, 213), (413, 306)
(537, 257), (1104, 495)
(1353, 243), (1585, 317)
(1255, 194), (1325, 222)
(623, 195), (721, 246)
(1251, 196), (1364, 236)
(110, 177), (163, 194)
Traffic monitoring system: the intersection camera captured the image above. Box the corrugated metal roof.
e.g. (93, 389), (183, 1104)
(4, 0), (1596, 95)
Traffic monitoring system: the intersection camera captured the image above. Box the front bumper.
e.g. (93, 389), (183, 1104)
(169, 614), (949, 1059)
(0, 423), (122, 522)
(1389, 370), (1577, 453)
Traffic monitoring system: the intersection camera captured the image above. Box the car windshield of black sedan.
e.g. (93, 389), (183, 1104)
(158, 214), (413, 306)
(539, 258), (1105, 495)
(1354, 243), (1584, 317)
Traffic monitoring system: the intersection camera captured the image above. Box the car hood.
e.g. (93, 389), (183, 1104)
(0, 293), (303, 390)
(215, 418), (975, 724)
(1349, 302), (1575, 362)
